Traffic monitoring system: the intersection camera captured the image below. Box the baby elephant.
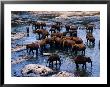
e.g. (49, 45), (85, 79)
(47, 54), (61, 67)
(74, 55), (92, 69)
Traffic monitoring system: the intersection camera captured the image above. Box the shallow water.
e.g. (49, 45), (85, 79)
(11, 15), (100, 77)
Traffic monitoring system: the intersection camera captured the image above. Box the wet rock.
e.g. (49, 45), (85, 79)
(11, 46), (26, 52)
(11, 32), (26, 40)
(21, 64), (53, 77)
(52, 71), (74, 77)
(11, 55), (32, 64)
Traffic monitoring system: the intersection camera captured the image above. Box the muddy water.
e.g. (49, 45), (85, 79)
(11, 17), (100, 77)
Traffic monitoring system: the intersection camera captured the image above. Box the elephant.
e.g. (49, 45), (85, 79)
(56, 21), (62, 26)
(44, 37), (55, 48)
(54, 37), (66, 50)
(38, 39), (47, 55)
(72, 43), (86, 55)
(85, 24), (95, 33)
(49, 28), (56, 33)
(65, 24), (71, 32)
(62, 39), (75, 51)
(47, 54), (61, 67)
(73, 55), (92, 69)
(51, 32), (63, 38)
(69, 30), (77, 37)
(40, 22), (46, 29)
(32, 22), (46, 30)
(86, 33), (95, 46)
(34, 29), (49, 39)
(35, 22), (41, 29)
(70, 25), (78, 30)
(72, 37), (83, 44)
(26, 42), (39, 56)
(61, 36), (73, 40)
(51, 24), (61, 32)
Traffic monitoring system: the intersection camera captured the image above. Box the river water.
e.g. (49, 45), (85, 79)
(11, 13), (100, 77)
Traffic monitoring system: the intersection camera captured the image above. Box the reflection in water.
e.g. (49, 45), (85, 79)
(74, 68), (92, 77)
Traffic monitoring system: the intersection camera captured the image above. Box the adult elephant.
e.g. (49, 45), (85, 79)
(72, 43), (86, 55)
(47, 54), (61, 67)
(73, 55), (92, 69)
(35, 22), (41, 29)
(33, 22), (46, 30)
(70, 25), (78, 30)
(40, 22), (46, 29)
(65, 24), (71, 32)
(49, 28), (56, 33)
(39, 39), (47, 55)
(63, 39), (75, 51)
(51, 32), (63, 38)
(69, 30), (77, 37)
(85, 24), (95, 33)
(51, 24), (61, 32)
(26, 42), (39, 56)
(34, 29), (49, 39)
(72, 37), (83, 44)
(54, 37), (63, 49)
(86, 33), (95, 46)
(44, 37), (55, 48)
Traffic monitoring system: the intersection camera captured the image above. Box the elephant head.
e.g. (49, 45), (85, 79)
(86, 57), (92, 67)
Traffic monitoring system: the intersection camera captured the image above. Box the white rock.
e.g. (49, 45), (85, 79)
(11, 32), (26, 40)
(52, 71), (74, 77)
(11, 55), (31, 64)
(21, 64), (53, 77)
(11, 46), (26, 52)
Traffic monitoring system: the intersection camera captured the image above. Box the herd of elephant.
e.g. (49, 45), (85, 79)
(26, 21), (95, 69)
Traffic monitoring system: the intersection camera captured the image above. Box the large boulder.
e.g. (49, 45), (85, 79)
(21, 64), (53, 77)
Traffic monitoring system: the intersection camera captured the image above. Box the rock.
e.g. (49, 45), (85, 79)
(21, 64), (53, 77)
(11, 55), (31, 64)
(52, 71), (74, 77)
(11, 46), (26, 52)
(11, 32), (26, 40)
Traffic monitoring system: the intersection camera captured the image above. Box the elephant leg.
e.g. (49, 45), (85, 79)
(27, 48), (28, 53)
(59, 60), (61, 66)
(49, 61), (51, 67)
(84, 63), (87, 69)
(75, 51), (77, 55)
(51, 30), (52, 33)
(34, 25), (36, 30)
(87, 39), (88, 45)
(84, 50), (85, 55)
(89, 41), (90, 45)
(76, 63), (79, 69)
(29, 49), (32, 55)
(91, 29), (93, 33)
(54, 30), (56, 33)
(82, 64), (84, 68)
(93, 41), (95, 46)
(56, 60), (57, 67)
(38, 34), (40, 40)
(40, 47), (43, 55)
(81, 50), (83, 55)
(36, 49), (38, 56)
(52, 61), (53, 67)
(82, 50), (85, 55)
(32, 50), (34, 55)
